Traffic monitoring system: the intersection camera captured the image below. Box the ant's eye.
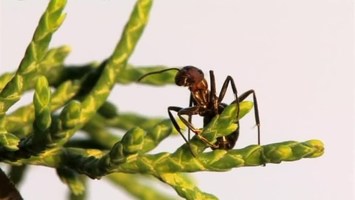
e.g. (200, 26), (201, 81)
(197, 69), (203, 75)
(175, 72), (188, 86)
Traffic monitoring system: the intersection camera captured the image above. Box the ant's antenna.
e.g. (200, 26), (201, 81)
(137, 68), (180, 82)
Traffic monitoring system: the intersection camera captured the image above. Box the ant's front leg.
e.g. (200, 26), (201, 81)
(176, 106), (219, 149)
(176, 106), (202, 134)
(168, 106), (203, 137)
(168, 106), (190, 145)
(168, 106), (197, 156)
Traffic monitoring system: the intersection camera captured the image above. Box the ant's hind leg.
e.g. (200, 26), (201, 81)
(238, 90), (261, 145)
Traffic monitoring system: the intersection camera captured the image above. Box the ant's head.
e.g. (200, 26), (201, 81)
(175, 66), (204, 87)
(137, 66), (205, 88)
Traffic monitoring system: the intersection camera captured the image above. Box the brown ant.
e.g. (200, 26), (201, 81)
(138, 66), (260, 152)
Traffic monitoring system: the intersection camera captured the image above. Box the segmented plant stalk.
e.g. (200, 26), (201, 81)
(0, 0), (324, 199)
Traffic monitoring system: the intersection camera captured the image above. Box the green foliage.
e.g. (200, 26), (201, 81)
(0, 0), (324, 199)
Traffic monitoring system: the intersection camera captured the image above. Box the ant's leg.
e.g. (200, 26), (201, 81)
(215, 75), (241, 135)
(238, 90), (264, 166)
(208, 72), (242, 149)
(169, 106), (213, 143)
(168, 106), (197, 156)
(237, 90), (261, 145)
(178, 106), (219, 149)
(176, 106), (203, 134)
(217, 75), (239, 113)
(209, 71), (218, 109)
(208, 71), (238, 115)
(188, 93), (194, 141)
(168, 106), (190, 145)
(209, 71), (241, 129)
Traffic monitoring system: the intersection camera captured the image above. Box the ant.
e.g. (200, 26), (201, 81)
(138, 66), (260, 152)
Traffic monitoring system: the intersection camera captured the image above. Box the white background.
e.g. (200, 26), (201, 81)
(1, 1), (354, 200)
